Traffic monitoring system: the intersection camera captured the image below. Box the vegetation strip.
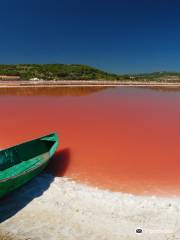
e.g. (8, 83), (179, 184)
(0, 64), (180, 82)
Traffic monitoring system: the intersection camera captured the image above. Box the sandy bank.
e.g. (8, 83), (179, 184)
(0, 174), (180, 240)
(1, 80), (180, 87)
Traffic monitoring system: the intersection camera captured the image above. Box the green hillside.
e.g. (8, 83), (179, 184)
(0, 64), (118, 80)
(0, 64), (180, 81)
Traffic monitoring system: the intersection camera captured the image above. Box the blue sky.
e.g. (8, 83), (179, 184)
(0, 0), (180, 73)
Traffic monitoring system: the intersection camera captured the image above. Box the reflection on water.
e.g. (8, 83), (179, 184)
(140, 86), (180, 92)
(46, 148), (70, 176)
(0, 86), (110, 96)
(0, 86), (180, 196)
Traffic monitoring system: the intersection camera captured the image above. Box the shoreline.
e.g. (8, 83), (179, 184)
(0, 174), (180, 240)
(1, 80), (180, 88)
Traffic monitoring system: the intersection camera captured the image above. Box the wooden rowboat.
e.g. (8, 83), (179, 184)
(0, 133), (58, 198)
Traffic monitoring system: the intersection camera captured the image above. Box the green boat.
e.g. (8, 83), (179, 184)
(0, 132), (58, 199)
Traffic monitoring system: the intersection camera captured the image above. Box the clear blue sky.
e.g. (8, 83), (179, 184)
(0, 0), (180, 73)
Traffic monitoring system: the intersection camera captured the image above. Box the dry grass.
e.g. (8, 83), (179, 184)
(0, 235), (14, 240)
(0, 233), (21, 240)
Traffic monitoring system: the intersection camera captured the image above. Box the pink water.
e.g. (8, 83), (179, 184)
(0, 86), (180, 196)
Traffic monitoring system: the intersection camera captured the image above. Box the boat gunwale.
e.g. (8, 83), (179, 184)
(0, 132), (57, 152)
(0, 133), (58, 183)
(0, 153), (49, 183)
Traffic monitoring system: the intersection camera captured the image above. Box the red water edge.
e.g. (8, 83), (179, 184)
(0, 87), (180, 196)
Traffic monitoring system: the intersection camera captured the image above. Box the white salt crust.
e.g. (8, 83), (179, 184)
(0, 174), (180, 240)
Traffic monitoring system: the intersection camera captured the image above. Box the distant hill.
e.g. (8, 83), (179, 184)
(127, 72), (180, 82)
(0, 64), (118, 80)
(0, 64), (180, 82)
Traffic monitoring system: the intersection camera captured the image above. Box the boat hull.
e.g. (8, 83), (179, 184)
(0, 133), (58, 198)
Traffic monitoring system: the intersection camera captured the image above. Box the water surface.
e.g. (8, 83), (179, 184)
(0, 86), (180, 196)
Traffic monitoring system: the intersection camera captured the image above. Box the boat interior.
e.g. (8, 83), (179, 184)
(0, 138), (55, 173)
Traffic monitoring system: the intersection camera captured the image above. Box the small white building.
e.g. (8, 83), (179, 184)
(29, 77), (40, 81)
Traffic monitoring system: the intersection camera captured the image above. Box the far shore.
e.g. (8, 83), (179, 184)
(1, 80), (180, 88)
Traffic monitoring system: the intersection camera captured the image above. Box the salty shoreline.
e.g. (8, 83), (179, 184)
(0, 174), (180, 240)
(1, 80), (180, 88)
